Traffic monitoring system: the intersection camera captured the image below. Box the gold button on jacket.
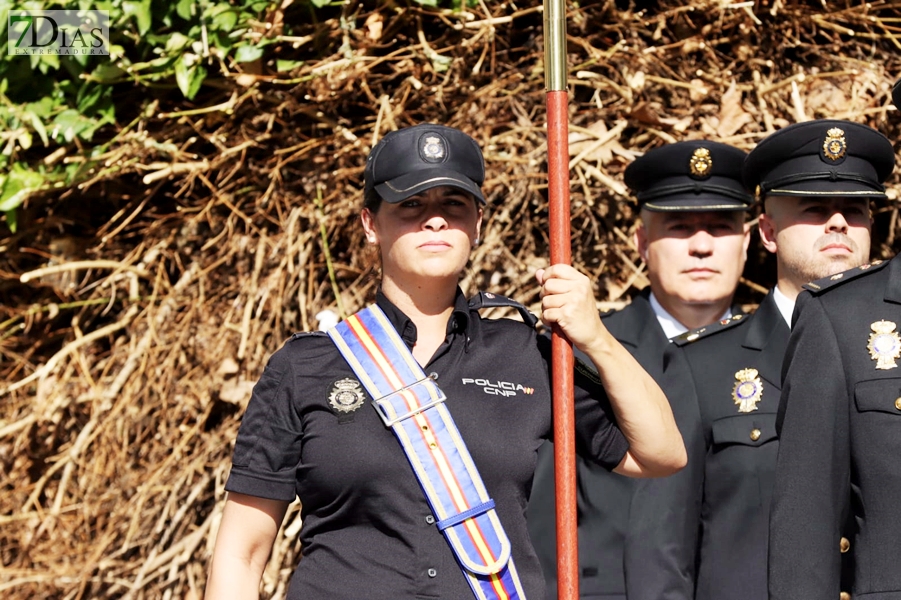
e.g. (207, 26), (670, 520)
(750, 428), (762, 441)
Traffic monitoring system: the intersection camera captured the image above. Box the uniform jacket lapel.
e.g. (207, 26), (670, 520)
(605, 290), (670, 378)
(884, 254), (901, 305)
(741, 291), (790, 389)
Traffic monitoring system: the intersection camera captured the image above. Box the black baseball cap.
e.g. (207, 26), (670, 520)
(743, 119), (894, 200)
(624, 141), (753, 212)
(364, 124), (486, 204)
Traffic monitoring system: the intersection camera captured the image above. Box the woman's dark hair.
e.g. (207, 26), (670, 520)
(363, 188), (383, 213)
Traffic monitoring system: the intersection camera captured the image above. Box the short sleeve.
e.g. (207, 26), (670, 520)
(538, 335), (630, 470)
(225, 347), (304, 501)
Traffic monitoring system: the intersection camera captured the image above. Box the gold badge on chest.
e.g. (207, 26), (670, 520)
(732, 368), (762, 413)
(868, 320), (901, 370)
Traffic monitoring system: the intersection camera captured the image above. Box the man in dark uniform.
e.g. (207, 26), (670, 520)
(671, 119), (894, 600)
(527, 141), (752, 599)
(768, 84), (901, 600)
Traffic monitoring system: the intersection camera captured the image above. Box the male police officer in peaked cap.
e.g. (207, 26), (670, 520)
(527, 140), (752, 600)
(669, 119), (894, 600)
(768, 86), (901, 600)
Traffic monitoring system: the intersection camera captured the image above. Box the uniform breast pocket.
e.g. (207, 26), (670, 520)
(854, 378), (901, 416)
(709, 412), (779, 508)
(711, 412), (778, 448)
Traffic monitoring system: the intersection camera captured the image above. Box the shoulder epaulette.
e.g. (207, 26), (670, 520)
(288, 330), (328, 342)
(671, 313), (750, 347)
(599, 306), (620, 319)
(468, 291), (539, 328)
(802, 259), (889, 295)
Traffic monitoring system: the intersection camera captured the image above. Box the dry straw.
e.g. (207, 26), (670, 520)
(2, 1), (901, 598)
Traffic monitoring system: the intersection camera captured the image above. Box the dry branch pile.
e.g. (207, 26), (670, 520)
(3, 1), (901, 598)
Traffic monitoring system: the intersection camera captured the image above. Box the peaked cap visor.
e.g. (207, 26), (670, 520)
(374, 168), (486, 204)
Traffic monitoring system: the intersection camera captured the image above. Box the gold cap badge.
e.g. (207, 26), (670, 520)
(868, 320), (901, 370)
(823, 127), (847, 161)
(689, 147), (713, 177)
(733, 368), (762, 413)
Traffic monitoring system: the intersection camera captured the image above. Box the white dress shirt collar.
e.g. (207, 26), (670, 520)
(772, 285), (796, 329)
(648, 292), (732, 340)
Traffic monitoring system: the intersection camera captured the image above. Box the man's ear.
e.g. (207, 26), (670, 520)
(758, 212), (778, 254)
(634, 223), (649, 262)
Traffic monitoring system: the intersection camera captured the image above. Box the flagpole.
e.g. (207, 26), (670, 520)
(543, 0), (578, 599)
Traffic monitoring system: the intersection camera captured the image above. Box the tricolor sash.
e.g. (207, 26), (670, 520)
(328, 304), (527, 600)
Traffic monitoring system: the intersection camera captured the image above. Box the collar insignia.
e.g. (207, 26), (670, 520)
(329, 378), (366, 413)
(868, 320), (901, 370)
(421, 135), (446, 162)
(733, 368), (762, 413)
(823, 127), (847, 161)
(689, 147), (713, 178)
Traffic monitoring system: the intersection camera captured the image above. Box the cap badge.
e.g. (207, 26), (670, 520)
(867, 320), (901, 370)
(823, 127), (847, 161)
(689, 147), (713, 178)
(732, 368), (762, 413)
(421, 135), (446, 163)
(328, 378), (366, 413)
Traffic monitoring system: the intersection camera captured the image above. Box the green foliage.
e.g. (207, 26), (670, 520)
(0, 0), (474, 232)
(0, 0), (279, 231)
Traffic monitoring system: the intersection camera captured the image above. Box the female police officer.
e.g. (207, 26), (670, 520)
(204, 124), (686, 600)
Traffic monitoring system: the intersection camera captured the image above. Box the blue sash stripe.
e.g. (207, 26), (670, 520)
(437, 499), (496, 531)
(328, 305), (526, 600)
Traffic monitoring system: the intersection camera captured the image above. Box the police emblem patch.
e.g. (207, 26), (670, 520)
(823, 127), (847, 161)
(868, 320), (901, 370)
(733, 368), (762, 413)
(328, 378), (366, 413)
(689, 147), (712, 178)
(421, 135), (446, 162)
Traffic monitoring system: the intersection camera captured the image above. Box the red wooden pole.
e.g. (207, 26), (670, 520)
(544, 1), (578, 599)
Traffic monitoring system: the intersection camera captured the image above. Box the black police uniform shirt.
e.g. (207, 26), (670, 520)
(225, 289), (629, 600)
(671, 290), (789, 600)
(527, 289), (705, 600)
(770, 256), (901, 600)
